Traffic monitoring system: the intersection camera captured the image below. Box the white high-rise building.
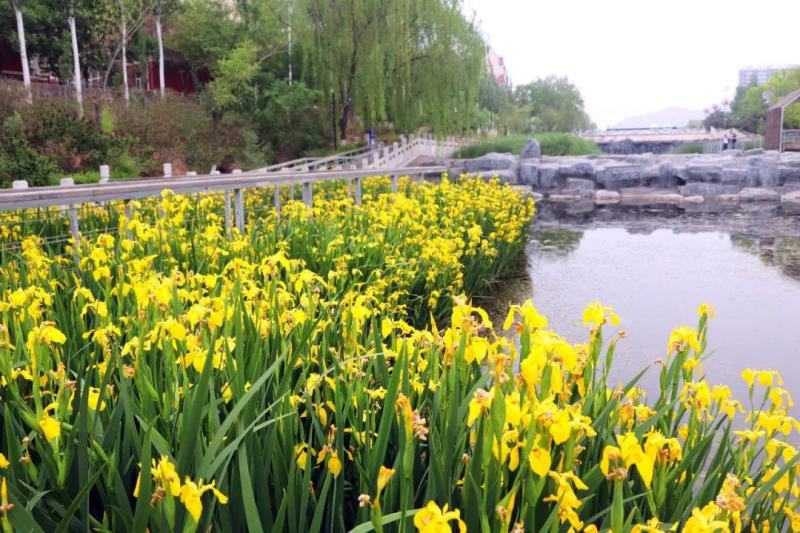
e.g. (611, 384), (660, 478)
(738, 65), (799, 87)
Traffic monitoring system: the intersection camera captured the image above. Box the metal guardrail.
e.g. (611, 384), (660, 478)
(0, 165), (447, 242)
(0, 134), (463, 243)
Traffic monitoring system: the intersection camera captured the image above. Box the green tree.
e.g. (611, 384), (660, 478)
(729, 84), (767, 133)
(513, 76), (593, 132)
(165, 0), (241, 80)
(304, 0), (485, 137)
(703, 104), (730, 130)
(765, 69), (800, 128)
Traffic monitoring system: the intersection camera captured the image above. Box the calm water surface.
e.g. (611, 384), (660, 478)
(504, 202), (800, 399)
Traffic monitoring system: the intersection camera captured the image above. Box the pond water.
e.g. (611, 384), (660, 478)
(492, 202), (800, 400)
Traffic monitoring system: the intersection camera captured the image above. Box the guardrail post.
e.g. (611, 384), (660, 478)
(234, 188), (245, 233)
(302, 181), (313, 207)
(163, 163), (172, 178)
(99, 164), (110, 184)
(224, 190), (233, 235)
(354, 178), (362, 206)
(274, 185), (282, 220)
(60, 178), (80, 245)
(391, 174), (398, 193)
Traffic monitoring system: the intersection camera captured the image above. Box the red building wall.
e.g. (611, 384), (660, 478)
(0, 41), (24, 78)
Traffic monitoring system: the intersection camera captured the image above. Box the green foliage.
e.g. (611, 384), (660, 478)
(671, 142), (704, 154)
(16, 98), (110, 172)
(112, 97), (265, 175)
(730, 84), (767, 133)
(0, 121), (57, 187)
(252, 80), (328, 159)
(206, 42), (261, 113)
(305, 0), (486, 136)
(514, 76), (594, 132)
(537, 132), (601, 156)
(765, 69), (800, 128)
(0, 98), (108, 186)
(703, 106), (730, 130)
(166, 0), (242, 76)
(455, 134), (601, 158)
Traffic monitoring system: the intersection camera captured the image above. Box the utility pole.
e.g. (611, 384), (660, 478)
(330, 89), (337, 150)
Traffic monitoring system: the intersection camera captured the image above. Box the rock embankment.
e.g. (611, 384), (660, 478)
(449, 139), (800, 204)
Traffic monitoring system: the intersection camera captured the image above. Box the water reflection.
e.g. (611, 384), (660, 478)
(516, 202), (800, 400)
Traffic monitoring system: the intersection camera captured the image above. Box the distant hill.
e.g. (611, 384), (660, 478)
(612, 107), (705, 129)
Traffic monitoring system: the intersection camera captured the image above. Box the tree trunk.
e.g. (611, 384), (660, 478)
(339, 100), (351, 141)
(68, 8), (83, 117)
(121, 18), (129, 105)
(13, 3), (32, 104)
(156, 14), (165, 98)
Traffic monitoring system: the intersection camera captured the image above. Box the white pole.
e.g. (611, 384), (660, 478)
(156, 12), (165, 98)
(121, 16), (129, 105)
(13, 2), (32, 104)
(287, 4), (293, 86)
(68, 6), (83, 117)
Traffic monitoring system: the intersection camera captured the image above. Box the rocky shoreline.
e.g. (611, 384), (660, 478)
(448, 139), (800, 205)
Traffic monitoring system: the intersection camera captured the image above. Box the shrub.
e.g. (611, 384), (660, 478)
(112, 97), (265, 175)
(456, 133), (600, 158)
(672, 142), (704, 154)
(0, 114), (57, 187)
(16, 98), (111, 172)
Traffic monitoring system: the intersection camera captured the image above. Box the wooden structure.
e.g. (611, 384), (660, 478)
(765, 89), (800, 151)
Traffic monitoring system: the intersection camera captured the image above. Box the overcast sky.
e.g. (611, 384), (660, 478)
(462, 0), (800, 128)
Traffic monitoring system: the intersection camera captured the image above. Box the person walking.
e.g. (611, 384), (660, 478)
(730, 131), (737, 150)
(722, 135), (729, 151)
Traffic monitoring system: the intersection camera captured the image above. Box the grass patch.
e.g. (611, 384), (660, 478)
(456, 133), (601, 158)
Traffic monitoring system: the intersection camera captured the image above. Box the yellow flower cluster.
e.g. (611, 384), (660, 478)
(0, 175), (798, 532)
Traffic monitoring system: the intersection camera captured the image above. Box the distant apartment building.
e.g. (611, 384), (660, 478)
(486, 48), (509, 87)
(738, 65), (799, 87)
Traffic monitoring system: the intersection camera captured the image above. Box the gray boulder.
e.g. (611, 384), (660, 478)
(738, 187), (780, 202)
(559, 161), (596, 178)
(485, 169), (518, 184)
(517, 161), (539, 186)
(564, 177), (594, 190)
(463, 152), (517, 172)
(679, 183), (738, 196)
(782, 190), (800, 203)
(519, 139), (541, 159)
(446, 164), (465, 177)
(778, 165), (800, 184)
(745, 156), (777, 187)
(538, 164), (560, 189)
(596, 164), (643, 190)
(686, 164), (723, 183)
(721, 168), (747, 187)
(594, 190), (620, 203)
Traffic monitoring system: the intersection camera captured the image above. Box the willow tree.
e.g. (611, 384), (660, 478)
(303, 0), (486, 138)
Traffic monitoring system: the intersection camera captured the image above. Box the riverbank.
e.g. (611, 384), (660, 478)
(450, 138), (800, 205)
